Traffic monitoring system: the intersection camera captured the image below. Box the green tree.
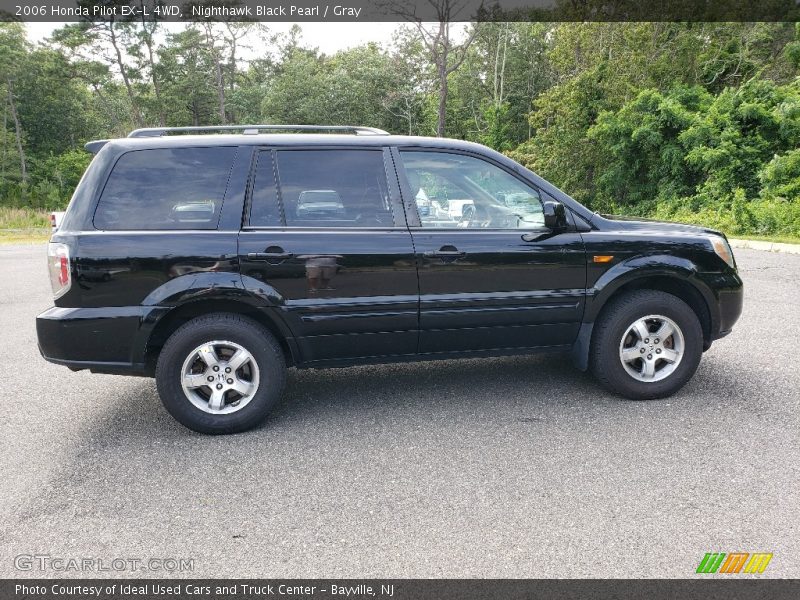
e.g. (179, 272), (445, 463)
(15, 48), (98, 157)
(588, 86), (712, 210)
(450, 23), (552, 148)
(156, 27), (219, 126)
(681, 79), (800, 205)
(260, 45), (327, 124)
(0, 23), (29, 185)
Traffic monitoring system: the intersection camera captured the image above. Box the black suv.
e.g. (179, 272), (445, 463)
(37, 125), (743, 434)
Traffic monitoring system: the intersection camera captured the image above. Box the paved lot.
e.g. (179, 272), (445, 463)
(1, 244), (798, 578)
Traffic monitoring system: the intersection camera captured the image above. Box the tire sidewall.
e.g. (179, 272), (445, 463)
(594, 293), (703, 399)
(156, 316), (285, 434)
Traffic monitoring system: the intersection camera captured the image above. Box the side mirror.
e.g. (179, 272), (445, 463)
(543, 200), (567, 231)
(521, 200), (568, 242)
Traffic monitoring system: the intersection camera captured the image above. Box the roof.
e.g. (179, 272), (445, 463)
(101, 133), (494, 153)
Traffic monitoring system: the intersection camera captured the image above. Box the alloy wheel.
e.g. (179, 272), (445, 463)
(180, 340), (260, 414)
(618, 314), (685, 383)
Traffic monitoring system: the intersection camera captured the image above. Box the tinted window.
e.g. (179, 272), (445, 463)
(249, 151), (282, 227)
(276, 150), (393, 227)
(94, 147), (236, 230)
(400, 151), (543, 229)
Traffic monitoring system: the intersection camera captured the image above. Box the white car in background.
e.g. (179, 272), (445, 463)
(49, 211), (65, 231)
(447, 199), (475, 220)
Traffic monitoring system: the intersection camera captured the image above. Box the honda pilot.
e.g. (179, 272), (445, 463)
(37, 125), (743, 434)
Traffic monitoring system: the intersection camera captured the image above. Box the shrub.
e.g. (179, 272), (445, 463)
(760, 148), (800, 200)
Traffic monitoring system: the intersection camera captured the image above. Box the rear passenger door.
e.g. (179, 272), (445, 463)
(239, 146), (419, 365)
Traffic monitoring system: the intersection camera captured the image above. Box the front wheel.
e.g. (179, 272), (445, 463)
(590, 290), (703, 400)
(156, 313), (286, 434)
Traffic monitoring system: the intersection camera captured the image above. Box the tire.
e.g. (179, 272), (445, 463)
(590, 290), (703, 400)
(155, 312), (286, 434)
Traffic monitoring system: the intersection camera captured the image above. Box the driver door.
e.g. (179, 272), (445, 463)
(396, 149), (587, 355)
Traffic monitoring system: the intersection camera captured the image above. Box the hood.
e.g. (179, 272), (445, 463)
(595, 213), (724, 237)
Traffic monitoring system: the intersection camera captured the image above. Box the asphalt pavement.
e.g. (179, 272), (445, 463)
(1, 244), (798, 578)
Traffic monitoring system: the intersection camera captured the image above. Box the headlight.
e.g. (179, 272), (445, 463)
(709, 236), (736, 269)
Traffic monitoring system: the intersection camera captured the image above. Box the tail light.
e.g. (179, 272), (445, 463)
(47, 242), (72, 299)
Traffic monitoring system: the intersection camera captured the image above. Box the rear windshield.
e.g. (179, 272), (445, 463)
(93, 147), (237, 230)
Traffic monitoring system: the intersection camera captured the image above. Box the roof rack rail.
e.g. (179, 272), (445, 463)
(128, 124), (390, 138)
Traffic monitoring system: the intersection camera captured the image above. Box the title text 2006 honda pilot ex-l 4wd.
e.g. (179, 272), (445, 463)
(37, 125), (743, 434)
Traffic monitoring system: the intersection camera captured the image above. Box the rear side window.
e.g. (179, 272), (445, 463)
(94, 147), (237, 230)
(248, 151), (282, 227)
(273, 149), (393, 227)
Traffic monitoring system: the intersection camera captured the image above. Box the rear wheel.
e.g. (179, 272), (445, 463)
(156, 313), (286, 434)
(590, 290), (703, 400)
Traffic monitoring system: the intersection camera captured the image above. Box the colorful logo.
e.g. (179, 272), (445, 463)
(696, 552), (773, 574)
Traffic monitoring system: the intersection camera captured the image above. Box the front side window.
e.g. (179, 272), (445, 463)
(400, 151), (543, 229)
(275, 149), (393, 227)
(94, 147), (236, 230)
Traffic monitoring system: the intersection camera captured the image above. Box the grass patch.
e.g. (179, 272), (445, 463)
(0, 207), (50, 244)
(0, 206), (50, 229)
(0, 229), (50, 244)
(729, 233), (800, 245)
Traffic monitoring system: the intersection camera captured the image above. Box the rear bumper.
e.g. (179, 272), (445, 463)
(36, 306), (157, 376)
(42, 356), (148, 375)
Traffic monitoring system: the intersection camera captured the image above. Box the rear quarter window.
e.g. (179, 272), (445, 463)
(93, 147), (237, 230)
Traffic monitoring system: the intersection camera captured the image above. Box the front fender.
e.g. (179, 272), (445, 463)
(585, 254), (716, 323)
(571, 254), (719, 371)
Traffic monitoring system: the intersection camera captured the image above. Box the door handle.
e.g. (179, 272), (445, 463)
(248, 252), (294, 260)
(247, 247), (294, 262)
(424, 246), (466, 260)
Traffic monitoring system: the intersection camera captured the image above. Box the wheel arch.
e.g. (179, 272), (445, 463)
(596, 275), (712, 339)
(572, 265), (716, 371)
(144, 299), (298, 374)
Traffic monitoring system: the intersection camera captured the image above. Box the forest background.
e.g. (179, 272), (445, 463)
(2, 20), (800, 241)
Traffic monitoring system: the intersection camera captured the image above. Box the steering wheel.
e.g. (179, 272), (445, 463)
(459, 204), (476, 227)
